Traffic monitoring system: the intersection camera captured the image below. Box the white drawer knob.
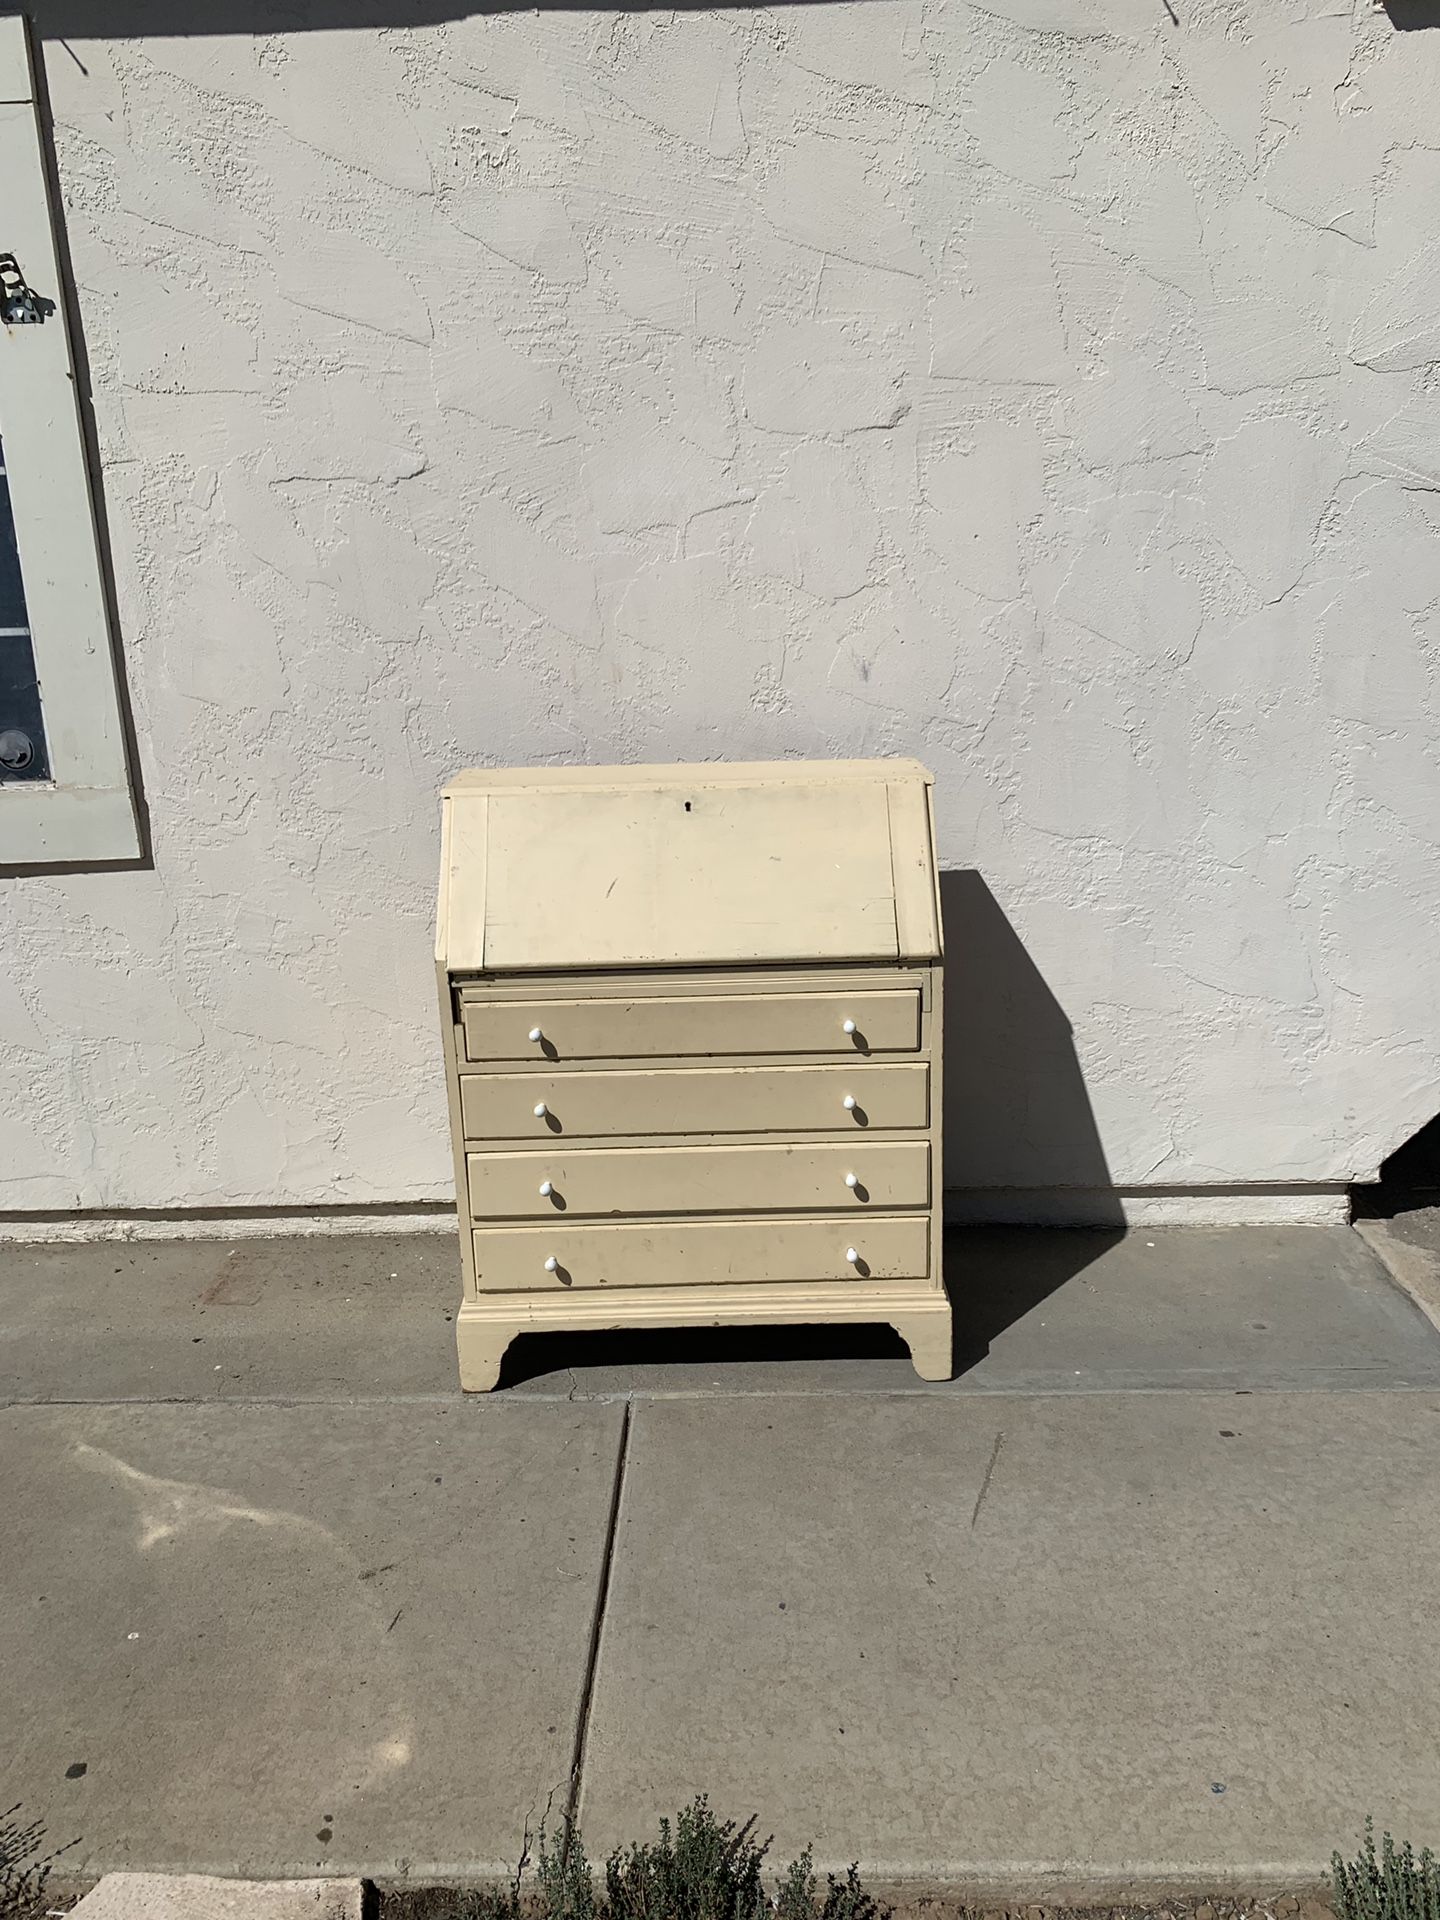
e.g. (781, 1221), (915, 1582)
(528, 1027), (543, 1043)
(538, 1180), (553, 1197)
(842, 1018), (857, 1034)
(533, 1101), (548, 1118)
(842, 1094), (857, 1111)
(845, 1172), (859, 1189)
(845, 1246), (860, 1264)
(544, 1255), (559, 1272)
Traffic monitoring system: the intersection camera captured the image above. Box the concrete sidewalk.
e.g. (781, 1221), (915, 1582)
(3, 1223), (1439, 1891)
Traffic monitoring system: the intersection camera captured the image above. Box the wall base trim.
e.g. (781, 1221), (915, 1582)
(0, 1205), (456, 1243)
(0, 1184), (1354, 1242)
(945, 1185), (1351, 1228)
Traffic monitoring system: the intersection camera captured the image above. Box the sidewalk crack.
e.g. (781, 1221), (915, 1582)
(970, 1428), (1005, 1530)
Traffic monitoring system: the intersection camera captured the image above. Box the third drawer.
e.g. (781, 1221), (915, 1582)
(465, 1139), (931, 1219)
(460, 1062), (929, 1141)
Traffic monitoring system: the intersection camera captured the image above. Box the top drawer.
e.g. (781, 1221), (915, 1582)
(461, 988), (921, 1064)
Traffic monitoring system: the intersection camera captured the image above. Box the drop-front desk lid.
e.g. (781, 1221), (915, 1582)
(437, 759), (941, 974)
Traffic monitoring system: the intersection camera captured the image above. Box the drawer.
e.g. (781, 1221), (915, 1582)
(472, 1214), (931, 1291)
(466, 1140), (930, 1219)
(459, 1062), (929, 1142)
(460, 987), (920, 1064)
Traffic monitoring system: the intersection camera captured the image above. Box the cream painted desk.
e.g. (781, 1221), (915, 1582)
(435, 760), (950, 1389)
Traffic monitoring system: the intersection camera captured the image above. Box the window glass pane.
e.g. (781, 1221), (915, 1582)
(0, 436), (50, 783)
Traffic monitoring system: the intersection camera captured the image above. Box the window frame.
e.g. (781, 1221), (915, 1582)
(0, 14), (141, 866)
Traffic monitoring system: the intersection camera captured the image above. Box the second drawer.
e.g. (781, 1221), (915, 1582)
(466, 1140), (931, 1219)
(460, 1062), (929, 1141)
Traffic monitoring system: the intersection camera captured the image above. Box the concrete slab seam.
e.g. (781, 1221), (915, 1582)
(565, 1398), (634, 1838)
(9, 1383), (1440, 1413)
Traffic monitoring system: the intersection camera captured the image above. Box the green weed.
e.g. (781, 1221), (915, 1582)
(444, 1797), (888, 1920)
(1332, 1819), (1440, 1920)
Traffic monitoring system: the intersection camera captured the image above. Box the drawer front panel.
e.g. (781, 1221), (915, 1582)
(466, 1141), (930, 1220)
(472, 1214), (931, 1292)
(461, 988), (921, 1064)
(460, 1062), (929, 1142)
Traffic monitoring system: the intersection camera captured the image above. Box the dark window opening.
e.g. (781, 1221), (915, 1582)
(0, 435), (51, 783)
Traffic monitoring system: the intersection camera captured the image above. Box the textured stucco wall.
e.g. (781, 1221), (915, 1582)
(2, 0), (1438, 1213)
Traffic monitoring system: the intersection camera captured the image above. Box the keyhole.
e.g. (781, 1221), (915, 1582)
(684, 800), (692, 812)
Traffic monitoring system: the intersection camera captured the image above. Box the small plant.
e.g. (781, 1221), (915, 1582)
(1332, 1818), (1440, 1920)
(604, 1799), (771, 1920)
(773, 1850), (887, 1920)
(536, 1822), (597, 1920)
(437, 1798), (890, 1920)
(0, 1806), (54, 1920)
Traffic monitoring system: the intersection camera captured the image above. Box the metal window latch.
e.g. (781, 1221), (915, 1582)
(0, 254), (55, 325)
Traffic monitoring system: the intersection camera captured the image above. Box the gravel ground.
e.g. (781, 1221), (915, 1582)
(378, 1889), (1335, 1920)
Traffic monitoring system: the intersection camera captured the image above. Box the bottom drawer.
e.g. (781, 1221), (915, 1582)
(472, 1214), (930, 1293)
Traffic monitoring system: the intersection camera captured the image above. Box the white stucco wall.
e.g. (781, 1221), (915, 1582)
(2, 0), (1437, 1215)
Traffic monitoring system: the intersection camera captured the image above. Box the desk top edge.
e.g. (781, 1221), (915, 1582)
(442, 757), (933, 798)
